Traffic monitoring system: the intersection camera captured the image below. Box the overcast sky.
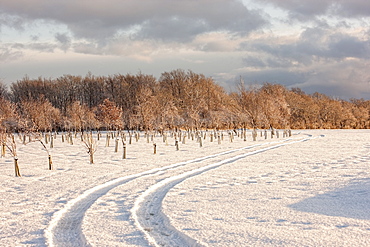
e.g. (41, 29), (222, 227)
(1, 0), (369, 99)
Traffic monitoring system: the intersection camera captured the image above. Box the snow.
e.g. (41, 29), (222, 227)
(1, 129), (370, 246)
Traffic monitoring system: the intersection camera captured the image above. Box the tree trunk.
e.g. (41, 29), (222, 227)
(89, 151), (94, 164)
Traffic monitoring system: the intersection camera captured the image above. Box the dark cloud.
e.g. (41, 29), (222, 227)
(332, 0), (370, 18)
(0, 13), (25, 30)
(55, 33), (71, 51)
(1, 0), (370, 100)
(327, 34), (370, 59)
(257, 0), (370, 20)
(0, 0), (266, 42)
(238, 23), (370, 99)
(240, 68), (310, 86)
(241, 25), (370, 71)
(237, 62), (370, 100)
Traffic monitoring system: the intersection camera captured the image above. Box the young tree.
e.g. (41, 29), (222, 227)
(4, 134), (21, 177)
(31, 132), (54, 170)
(82, 132), (98, 164)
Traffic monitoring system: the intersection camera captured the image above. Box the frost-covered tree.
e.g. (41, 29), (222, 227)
(66, 101), (100, 131)
(20, 96), (61, 132)
(96, 98), (123, 130)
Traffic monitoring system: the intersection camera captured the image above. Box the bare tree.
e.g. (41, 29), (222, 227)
(4, 134), (21, 177)
(66, 101), (100, 132)
(0, 81), (8, 100)
(234, 83), (263, 129)
(6, 72), (370, 131)
(20, 96), (61, 132)
(96, 98), (123, 130)
(82, 132), (98, 164)
(31, 132), (54, 170)
(0, 132), (6, 157)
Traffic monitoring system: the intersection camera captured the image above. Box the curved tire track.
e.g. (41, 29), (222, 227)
(132, 136), (319, 246)
(44, 136), (308, 246)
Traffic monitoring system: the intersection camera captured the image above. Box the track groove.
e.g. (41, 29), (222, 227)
(44, 135), (317, 246)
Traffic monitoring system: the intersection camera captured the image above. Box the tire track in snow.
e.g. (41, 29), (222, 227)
(44, 137), (301, 247)
(132, 135), (320, 247)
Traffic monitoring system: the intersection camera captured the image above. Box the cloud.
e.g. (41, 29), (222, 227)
(1, 0), (370, 100)
(289, 59), (370, 99)
(55, 33), (71, 51)
(236, 23), (370, 99)
(0, 46), (23, 62)
(236, 58), (370, 99)
(0, 0), (266, 43)
(332, 0), (370, 18)
(241, 25), (370, 69)
(256, 0), (370, 20)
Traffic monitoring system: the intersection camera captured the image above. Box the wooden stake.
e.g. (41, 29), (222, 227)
(1, 143), (5, 157)
(50, 136), (54, 148)
(48, 155), (53, 170)
(252, 129), (257, 141)
(123, 143), (127, 159)
(14, 158), (21, 177)
(115, 138), (119, 152)
(106, 133), (110, 147)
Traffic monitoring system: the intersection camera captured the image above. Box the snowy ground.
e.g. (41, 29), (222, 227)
(1, 129), (370, 246)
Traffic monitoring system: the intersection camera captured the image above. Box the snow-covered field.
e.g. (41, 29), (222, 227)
(1, 129), (370, 246)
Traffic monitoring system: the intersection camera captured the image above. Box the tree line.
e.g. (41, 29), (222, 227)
(1, 69), (370, 133)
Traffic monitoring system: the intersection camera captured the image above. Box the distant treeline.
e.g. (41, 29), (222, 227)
(1, 69), (370, 132)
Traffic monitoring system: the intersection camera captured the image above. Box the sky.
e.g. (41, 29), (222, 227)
(0, 0), (370, 99)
